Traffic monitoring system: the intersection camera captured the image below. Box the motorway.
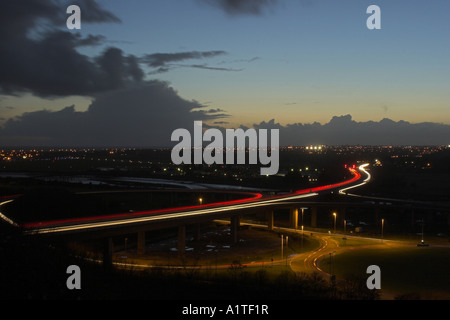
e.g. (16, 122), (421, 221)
(0, 164), (368, 236)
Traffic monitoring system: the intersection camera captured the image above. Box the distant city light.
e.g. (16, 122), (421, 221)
(305, 145), (323, 151)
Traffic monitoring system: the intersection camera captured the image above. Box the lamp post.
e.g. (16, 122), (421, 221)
(329, 251), (336, 280)
(301, 225), (304, 250)
(333, 212), (337, 234)
(421, 219), (425, 244)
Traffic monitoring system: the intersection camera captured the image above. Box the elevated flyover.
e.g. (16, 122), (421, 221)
(1, 165), (370, 263)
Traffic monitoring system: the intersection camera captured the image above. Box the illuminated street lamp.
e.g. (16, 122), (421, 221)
(381, 218), (384, 242)
(199, 197), (203, 205)
(333, 212), (337, 234)
(301, 225), (304, 250)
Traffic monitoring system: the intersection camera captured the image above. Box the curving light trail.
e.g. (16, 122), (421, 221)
(338, 163), (371, 195)
(23, 191), (320, 235)
(0, 164), (369, 235)
(0, 200), (18, 227)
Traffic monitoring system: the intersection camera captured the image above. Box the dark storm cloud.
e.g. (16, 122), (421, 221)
(200, 0), (278, 16)
(0, 0), (120, 39)
(124, 55), (145, 82)
(75, 34), (107, 47)
(0, 0), (139, 98)
(0, 81), (229, 147)
(0, 0), (243, 96)
(94, 47), (145, 88)
(69, 0), (121, 24)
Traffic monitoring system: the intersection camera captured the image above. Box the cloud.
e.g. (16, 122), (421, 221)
(69, 0), (121, 24)
(200, 0), (278, 16)
(142, 51), (257, 74)
(142, 51), (229, 74)
(218, 57), (260, 64)
(252, 115), (450, 146)
(0, 1), (244, 97)
(74, 34), (107, 47)
(142, 51), (227, 68)
(0, 0), (141, 98)
(0, 81), (229, 147)
(2, 108), (448, 147)
(182, 64), (243, 72)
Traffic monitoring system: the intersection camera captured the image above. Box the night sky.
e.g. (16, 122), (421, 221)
(1, 0), (449, 146)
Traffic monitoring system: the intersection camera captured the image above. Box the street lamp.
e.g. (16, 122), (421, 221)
(381, 218), (384, 241)
(344, 219), (347, 234)
(301, 225), (304, 250)
(333, 212), (337, 234)
(199, 197), (203, 205)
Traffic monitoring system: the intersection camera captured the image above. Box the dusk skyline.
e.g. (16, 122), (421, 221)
(1, 0), (449, 147)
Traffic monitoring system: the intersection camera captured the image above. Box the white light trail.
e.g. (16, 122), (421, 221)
(0, 200), (19, 227)
(27, 192), (319, 235)
(338, 163), (371, 195)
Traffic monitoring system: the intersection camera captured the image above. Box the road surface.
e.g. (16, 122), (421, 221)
(6, 165), (366, 235)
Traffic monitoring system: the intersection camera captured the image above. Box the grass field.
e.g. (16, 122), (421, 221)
(319, 243), (450, 299)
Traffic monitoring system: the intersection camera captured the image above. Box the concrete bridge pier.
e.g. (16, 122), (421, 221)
(231, 215), (240, 244)
(290, 207), (298, 230)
